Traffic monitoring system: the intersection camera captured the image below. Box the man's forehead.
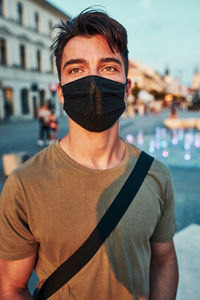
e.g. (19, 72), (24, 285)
(62, 35), (122, 59)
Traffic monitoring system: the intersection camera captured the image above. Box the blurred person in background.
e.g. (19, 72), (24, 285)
(170, 97), (179, 119)
(37, 103), (51, 146)
(48, 109), (59, 143)
(0, 8), (178, 300)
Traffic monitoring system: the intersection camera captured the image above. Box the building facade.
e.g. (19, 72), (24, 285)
(0, 0), (70, 120)
(128, 60), (166, 94)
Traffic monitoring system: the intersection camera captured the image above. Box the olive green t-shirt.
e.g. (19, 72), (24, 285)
(0, 141), (177, 299)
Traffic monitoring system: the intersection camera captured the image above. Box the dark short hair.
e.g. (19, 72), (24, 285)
(51, 8), (129, 81)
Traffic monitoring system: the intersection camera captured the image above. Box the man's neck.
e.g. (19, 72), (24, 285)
(59, 123), (126, 170)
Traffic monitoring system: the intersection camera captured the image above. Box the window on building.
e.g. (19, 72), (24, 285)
(35, 12), (39, 32)
(20, 44), (26, 69)
(37, 49), (41, 72)
(17, 2), (23, 25)
(0, 0), (4, 16)
(39, 90), (45, 106)
(0, 38), (7, 65)
(21, 89), (29, 114)
(4, 87), (14, 118)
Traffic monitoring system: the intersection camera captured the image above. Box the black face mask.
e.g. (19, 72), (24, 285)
(61, 75), (127, 132)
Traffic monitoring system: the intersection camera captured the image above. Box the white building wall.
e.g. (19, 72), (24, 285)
(7, 37), (13, 66)
(0, 89), (4, 119)
(28, 44), (34, 70)
(11, 0), (19, 20)
(15, 39), (21, 66)
(9, 37), (17, 66)
(3, 0), (12, 18)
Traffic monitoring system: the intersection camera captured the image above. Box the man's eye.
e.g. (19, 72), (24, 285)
(103, 66), (117, 72)
(69, 68), (82, 74)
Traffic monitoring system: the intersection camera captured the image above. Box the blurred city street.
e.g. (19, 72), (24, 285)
(1, 109), (200, 230)
(0, 109), (200, 299)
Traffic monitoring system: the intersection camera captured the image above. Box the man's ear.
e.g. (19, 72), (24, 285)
(124, 78), (132, 101)
(57, 83), (64, 104)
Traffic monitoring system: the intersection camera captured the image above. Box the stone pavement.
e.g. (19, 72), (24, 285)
(0, 109), (200, 298)
(174, 224), (200, 300)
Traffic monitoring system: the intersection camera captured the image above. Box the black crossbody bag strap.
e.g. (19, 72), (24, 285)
(36, 151), (154, 300)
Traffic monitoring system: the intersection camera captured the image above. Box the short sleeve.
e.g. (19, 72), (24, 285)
(150, 167), (177, 242)
(0, 171), (38, 260)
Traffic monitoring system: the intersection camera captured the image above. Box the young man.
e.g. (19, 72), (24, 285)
(0, 9), (178, 300)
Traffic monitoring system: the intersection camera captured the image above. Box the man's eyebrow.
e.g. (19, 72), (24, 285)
(62, 59), (87, 71)
(99, 57), (122, 66)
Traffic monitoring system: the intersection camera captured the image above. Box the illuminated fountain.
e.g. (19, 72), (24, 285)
(125, 127), (200, 168)
(194, 133), (200, 148)
(137, 130), (144, 146)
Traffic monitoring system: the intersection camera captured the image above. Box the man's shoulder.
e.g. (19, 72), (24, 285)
(13, 143), (57, 180)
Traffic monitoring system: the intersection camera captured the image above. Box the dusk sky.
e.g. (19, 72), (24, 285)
(48, 0), (200, 86)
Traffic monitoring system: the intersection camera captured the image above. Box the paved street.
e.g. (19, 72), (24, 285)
(0, 109), (200, 298)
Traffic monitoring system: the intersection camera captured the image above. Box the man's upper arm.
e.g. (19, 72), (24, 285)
(0, 253), (36, 294)
(150, 239), (177, 265)
(150, 165), (177, 243)
(0, 172), (38, 260)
